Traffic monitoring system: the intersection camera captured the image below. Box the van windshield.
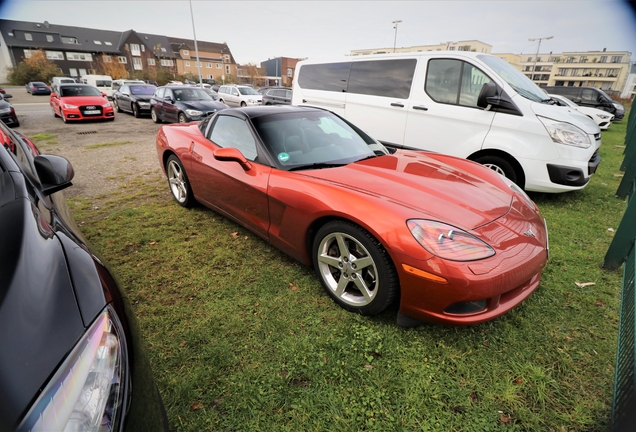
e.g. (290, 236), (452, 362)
(478, 55), (549, 103)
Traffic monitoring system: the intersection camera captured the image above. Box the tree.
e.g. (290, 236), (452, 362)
(93, 54), (128, 79)
(7, 49), (60, 85)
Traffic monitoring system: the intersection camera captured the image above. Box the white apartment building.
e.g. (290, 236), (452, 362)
(350, 40), (492, 56)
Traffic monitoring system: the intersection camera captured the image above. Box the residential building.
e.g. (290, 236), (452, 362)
(117, 30), (178, 78)
(350, 40), (492, 56)
(169, 36), (236, 83)
(493, 53), (523, 71)
(259, 57), (302, 87)
(619, 63), (636, 99)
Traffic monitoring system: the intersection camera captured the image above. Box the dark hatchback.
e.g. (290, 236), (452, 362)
(0, 93), (19, 128)
(112, 84), (157, 117)
(0, 122), (168, 431)
(150, 85), (228, 124)
(261, 86), (292, 105)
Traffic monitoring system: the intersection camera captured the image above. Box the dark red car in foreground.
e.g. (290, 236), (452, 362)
(156, 106), (548, 326)
(50, 83), (114, 123)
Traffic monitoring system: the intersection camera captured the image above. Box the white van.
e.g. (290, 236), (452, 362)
(292, 52), (601, 193)
(80, 74), (113, 97)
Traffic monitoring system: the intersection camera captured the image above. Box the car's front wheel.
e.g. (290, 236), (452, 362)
(113, 99), (122, 112)
(178, 113), (188, 123)
(166, 155), (194, 208)
(312, 220), (398, 315)
(240, 101), (247, 107)
(133, 103), (140, 118)
(151, 107), (162, 124)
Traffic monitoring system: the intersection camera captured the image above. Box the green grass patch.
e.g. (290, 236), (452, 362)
(69, 117), (630, 431)
(29, 132), (58, 147)
(84, 140), (133, 149)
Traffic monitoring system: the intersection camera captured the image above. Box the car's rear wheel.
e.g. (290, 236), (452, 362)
(312, 220), (398, 315)
(133, 103), (140, 118)
(166, 155), (194, 208)
(178, 113), (188, 123)
(474, 155), (518, 185)
(113, 99), (122, 112)
(151, 108), (162, 123)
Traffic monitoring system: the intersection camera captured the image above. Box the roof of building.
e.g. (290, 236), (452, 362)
(168, 36), (235, 63)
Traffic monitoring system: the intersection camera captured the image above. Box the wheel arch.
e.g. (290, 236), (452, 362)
(468, 149), (526, 189)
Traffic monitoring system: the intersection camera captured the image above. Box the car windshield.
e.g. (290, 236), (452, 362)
(130, 85), (156, 95)
(252, 110), (387, 170)
(33, 82), (46, 86)
(173, 88), (212, 101)
(478, 55), (549, 103)
(60, 86), (103, 97)
(238, 87), (260, 96)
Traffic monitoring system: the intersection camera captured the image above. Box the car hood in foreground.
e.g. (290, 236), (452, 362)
(300, 150), (514, 229)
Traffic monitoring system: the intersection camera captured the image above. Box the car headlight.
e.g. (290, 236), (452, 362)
(0, 107), (10, 114)
(185, 109), (202, 116)
(102, 103), (111, 108)
(538, 116), (591, 148)
(18, 307), (126, 432)
(63, 104), (78, 109)
(597, 114), (610, 119)
(407, 220), (495, 261)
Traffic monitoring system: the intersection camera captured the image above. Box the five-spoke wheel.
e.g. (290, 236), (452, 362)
(166, 155), (194, 207)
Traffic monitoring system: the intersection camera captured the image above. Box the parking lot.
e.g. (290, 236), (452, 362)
(8, 85), (165, 199)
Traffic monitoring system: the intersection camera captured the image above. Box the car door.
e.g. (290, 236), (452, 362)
(403, 57), (496, 157)
(188, 113), (271, 238)
(163, 89), (180, 122)
(118, 85), (132, 112)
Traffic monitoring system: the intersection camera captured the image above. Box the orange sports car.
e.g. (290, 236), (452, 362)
(156, 106), (548, 326)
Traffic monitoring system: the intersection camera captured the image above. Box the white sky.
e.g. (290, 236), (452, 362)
(1, 0), (635, 65)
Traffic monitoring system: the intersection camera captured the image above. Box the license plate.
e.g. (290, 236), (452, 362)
(84, 110), (100, 115)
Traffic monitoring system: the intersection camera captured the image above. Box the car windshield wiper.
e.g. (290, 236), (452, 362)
(288, 162), (348, 172)
(355, 154), (378, 162)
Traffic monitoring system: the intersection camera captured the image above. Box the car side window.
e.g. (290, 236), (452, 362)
(425, 59), (492, 108)
(231, 88), (239, 96)
(164, 89), (174, 100)
(154, 88), (165, 99)
(581, 89), (598, 102)
(209, 115), (258, 161)
(120, 85), (129, 94)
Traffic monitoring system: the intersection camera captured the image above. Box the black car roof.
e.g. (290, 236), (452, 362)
(220, 105), (321, 120)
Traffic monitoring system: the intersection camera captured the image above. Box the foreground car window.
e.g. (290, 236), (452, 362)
(209, 115), (258, 160)
(251, 111), (375, 169)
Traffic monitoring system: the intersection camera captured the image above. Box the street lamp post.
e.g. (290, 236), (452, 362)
(189, 0), (203, 85)
(392, 20), (402, 53)
(528, 36), (553, 82)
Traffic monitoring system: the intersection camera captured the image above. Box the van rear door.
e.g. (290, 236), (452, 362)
(403, 57), (495, 157)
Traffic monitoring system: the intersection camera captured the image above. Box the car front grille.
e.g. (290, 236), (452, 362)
(80, 105), (104, 116)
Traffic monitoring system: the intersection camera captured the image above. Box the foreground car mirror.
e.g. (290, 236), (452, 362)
(213, 147), (253, 171)
(34, 154), (75, 195)
(3, 93), (12, 99)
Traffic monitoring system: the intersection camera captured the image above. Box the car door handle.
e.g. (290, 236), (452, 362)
(391, 102), (404, 108)
(413, 105), (429, 111)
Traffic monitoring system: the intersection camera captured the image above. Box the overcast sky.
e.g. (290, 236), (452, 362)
(1, 0), (635, 65)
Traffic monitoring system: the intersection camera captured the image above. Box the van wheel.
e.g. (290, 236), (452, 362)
(474, 155), (518, 185)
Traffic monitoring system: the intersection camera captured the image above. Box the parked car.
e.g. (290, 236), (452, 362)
(0, 94), (18, 127)
(0, 121), (169, 431)
(112, 78), (146, 93)
(548, 93), (614, 130)
(0, 87), (5, 94)
(262, 86), (292, 105)
(201, 87), (219, 100)
(155, 105), (548, 326)
(145, 80), (159, 86)
(542, 85), (625, 120)
(150, 85), (228, 124)
(292, 53), (602, 193)
(112, 83), (157, 117)
(25, 81), (51, 95)
(217, 84), (262, 107)
(50, 83), (115, 123)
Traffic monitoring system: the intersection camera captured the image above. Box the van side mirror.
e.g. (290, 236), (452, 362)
(477, 82), (521, 116)
(477, 82), (498, 109)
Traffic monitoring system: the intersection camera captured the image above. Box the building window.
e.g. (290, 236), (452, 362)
(216, 63), (221, 69)
(195, 61), (201, 67)
(527, 57), (532, 62)
(183, 49), (189, 55)
(608, 69), (619, 77)
(287, 68), (292, 77)
(46, 35), (54, 42)
(549, 56), (558, 62)
(148, 58), (155, 66)
(61, 36), (79, 44)
(94, 40), (102, 45)
(207, 74), (213, 79)
(141, 45), (145, 52)
(611, 56), (623, 63)
(105, 41), (113, 46)
(23, 49), (33, 58)
(160, 59), (174, 66)
(130, 44), (141, 56)
(79, 68), (87, 76)
(102, 55), (111, 62)
(224, 54), (230, 62)
(118, 56), (127, 64)
(600, 56), (607, 63)
(225, 65), (230, 74)
(448, 46), (455, 51)
(69, 68), (78, 76)
(133, 57), (143, 70)
(579, 56), (587, 63)
(24, 33), (32, 41)
(67, 52), (93, 61)
(206, 62), (212, 68)
(46, 51), (65, 60)
(566, 57), (574, 63)
(185, 61), (191, 67)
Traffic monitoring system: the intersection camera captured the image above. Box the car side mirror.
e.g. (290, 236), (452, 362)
(165, 96), (174, 103)
(3, 94), (12, 99)
(50, 93), (57, 98)
(213, 147), (253, 171)
(34, 154), (75, 195)
(477, 82), (499, 109)
(476, 82), (521, 115)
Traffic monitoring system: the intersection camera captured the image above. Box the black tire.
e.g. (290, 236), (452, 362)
(240, 101), (247, 107)
(474, 155), (519, 185)
(312, 220), (398, 315)
(133, 103), (140, 118)
(151, 108), (162, 124)
(166, 155), (194, 208)
(178, 113), (188, 123)
(113, 99), (122, 112)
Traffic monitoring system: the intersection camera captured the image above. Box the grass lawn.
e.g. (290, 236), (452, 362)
(68, 116), (630, 431)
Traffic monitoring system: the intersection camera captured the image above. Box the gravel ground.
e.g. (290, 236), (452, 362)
(7, 85), (168, 200)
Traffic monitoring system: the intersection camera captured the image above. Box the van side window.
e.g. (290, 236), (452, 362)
(348, 59), (416, 99)
(425, 59), (491, 108)
(581, 89), (599, 102)
(298, 62), (350, 92)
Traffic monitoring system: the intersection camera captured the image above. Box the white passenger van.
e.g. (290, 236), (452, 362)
(291, 52), (601, 193)
(79, 74), (113, 97)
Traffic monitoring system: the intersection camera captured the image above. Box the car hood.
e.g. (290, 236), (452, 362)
(177, 100), (227, 110)
(530, 101), (600, 134)
(300, 151), (513, 229)
(57, 95), (109, 105)
(0, 190), (84, 428)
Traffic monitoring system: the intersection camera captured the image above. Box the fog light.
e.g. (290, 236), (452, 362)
(444, 300), (487, 315)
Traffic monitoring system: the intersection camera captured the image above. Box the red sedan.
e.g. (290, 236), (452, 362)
(155, 106), (548, 326)
(50, 84), (114, 123)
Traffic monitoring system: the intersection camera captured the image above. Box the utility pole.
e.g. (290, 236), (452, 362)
(189, 0), (203, 85)
(392, 20), (402, 53)
(528, 36), (553, 82)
